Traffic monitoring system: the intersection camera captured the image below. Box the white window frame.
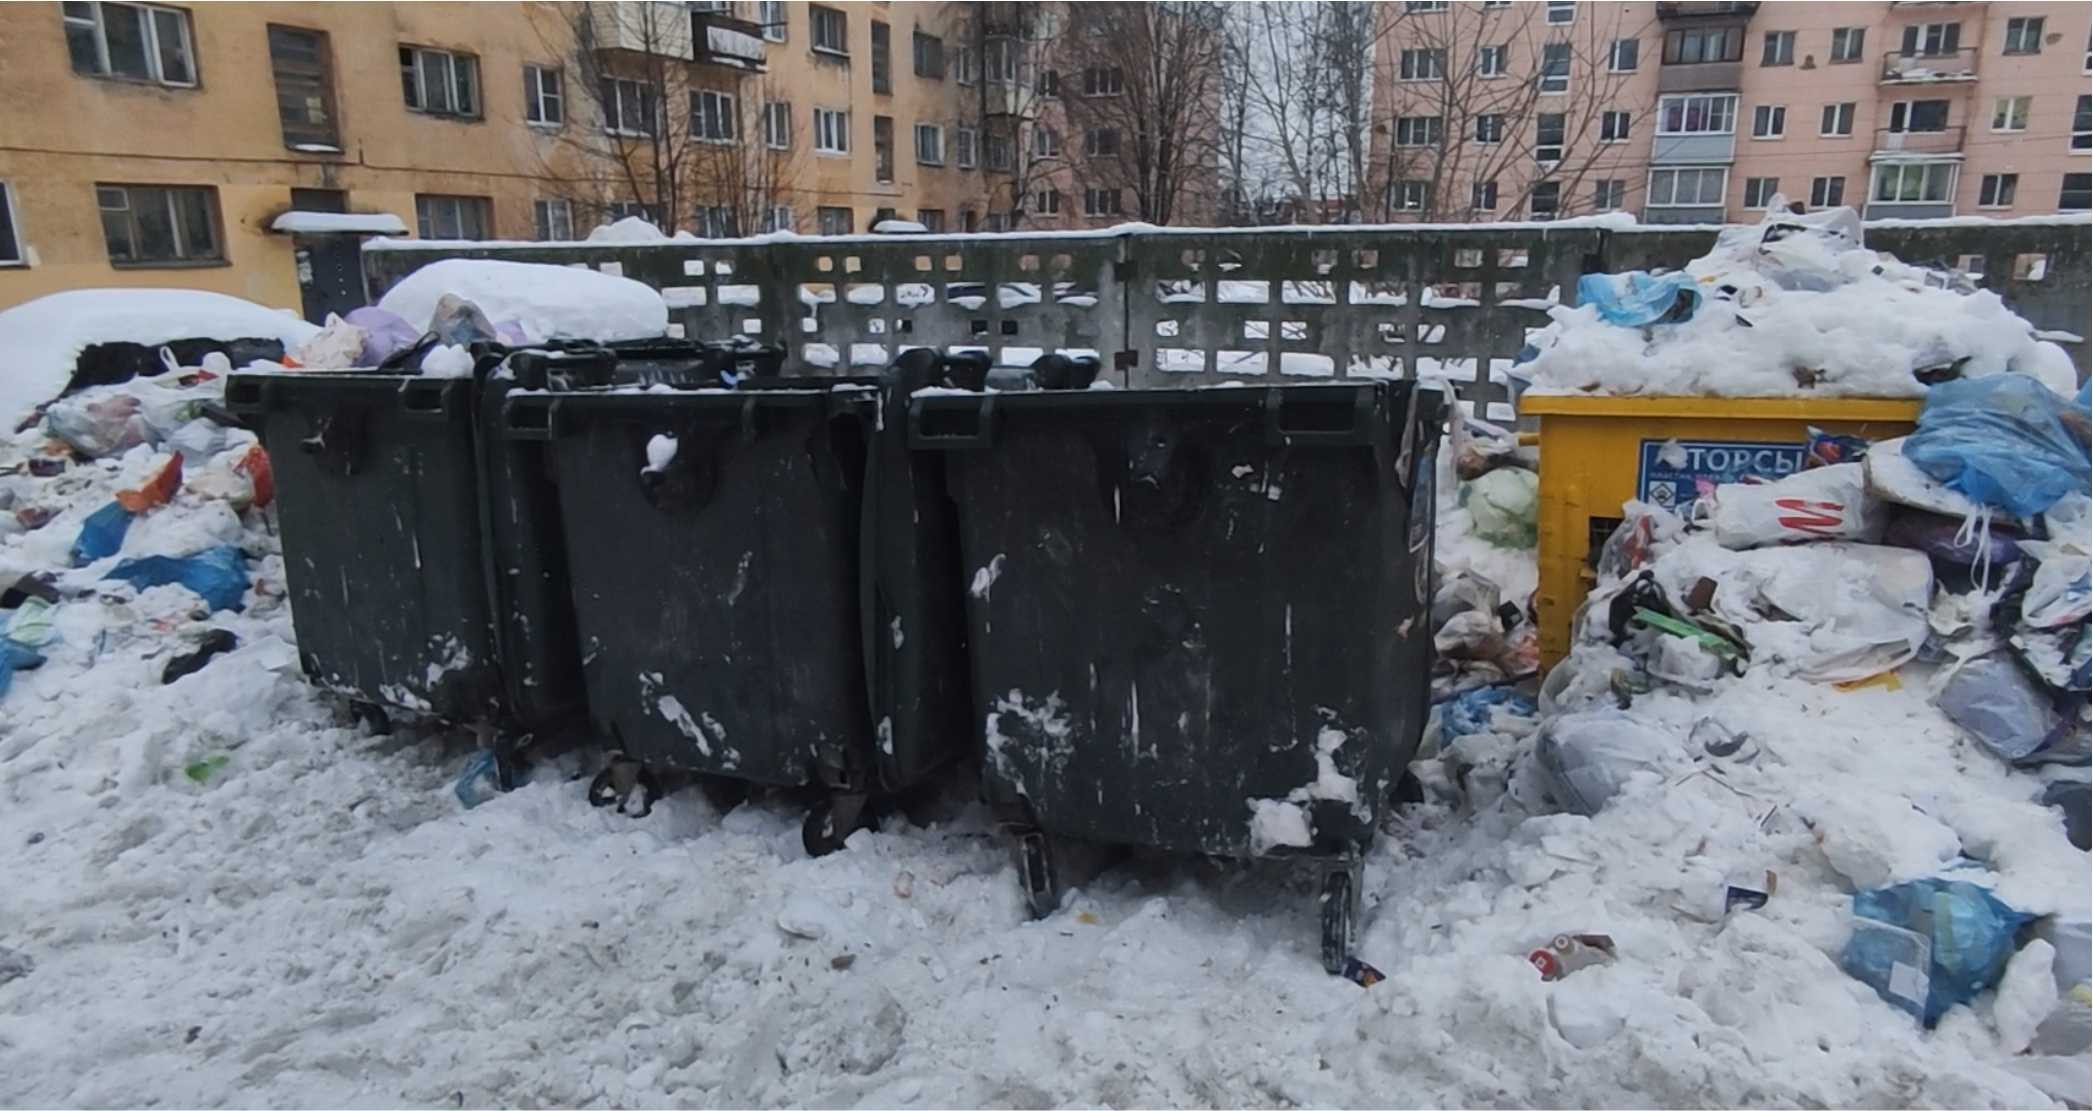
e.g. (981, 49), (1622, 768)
(1545, 1), (1574, 25)
(954, 45), (976, 86)
(814, 107), (849, 154)
(2003, 16), (2043, 55)
(1593, 179), (1625, 210)
(1869, 161), (1957, 205)
(1476, 44), (1506, 77)
(758, 0), (787, 43)
(1808, 175), (1845, 209)
(1403, 1), (1448, 11)
(533, 197), (573, 240)
(1820, 101), (1855, 137)
(1034, 189), (1061, 215)
(1990, 96), (2030, 134)
(1658, 93), (1736, 136)
(763, 100), (791, 149)
(98, 183), (223, 263)
(1751, 104), (1786, 139)
(694, 205), (737, 239)
(810, 5), (848, 56)
(1031, 125), (1059, 158)
(1742, 176), (1780, 209)
(2075, 94), (2092, 150)
(1474, 113), (1505, 145)
(1082, 65), (1125, 96)
(916, 122), (945, 165)
(1539, 42), (1570, 94)
(1472, 179), (1499, 212)
(1607, 38), (1638, 73)
(0, 181), (25, 266)
(1761, 30), (1795, 67)
(954, 126), (977, 168)
(1391, 180), (1429, 212)
(402, 45), (479, 118)
(1395, 116), (1443, 148)
(1902, 22), (1960, 57)
(1978, 173), (2018, 209)
(599, 76), (655, 137)
(1085, 127), (1119, 157)
(763, 205), (795, 233)
(1399, 48), (1445, 82)
(1645, 166), (1728, 208)
(524, 64), (563, 126)
(1888, 98), (1951, 134)
(1829, 27), (1864, 64)
(1083, 187), (1123, 217)
(985, 37), (1017, 84)
(691, 89), (738, 143)
(1535, 113), (1565, 163)
(413, 193), (490, 240)
(64, 1), (198, 87)
(1600, 109), (1631, 143)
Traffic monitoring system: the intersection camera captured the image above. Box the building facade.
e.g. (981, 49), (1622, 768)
(0, 0), (1212, 316)
(1369, 0), (2092, 224)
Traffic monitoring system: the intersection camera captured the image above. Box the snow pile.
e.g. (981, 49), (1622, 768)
(585, 215), (671, 242)
(268, 211), (409, 236)
(0, 290), (318, 428)
(375, 259), (668, 344)
(1519, 206), (2079, 399)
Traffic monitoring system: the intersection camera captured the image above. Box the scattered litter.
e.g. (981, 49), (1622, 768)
(1901, 374), (2090, 519)
(1340, 957), (1385, 988)
(1528, 933), (1616, 981)
(1840, 878), (2031, 1027)
(161, 629), (239, 685)
(102, 546), (248, 612)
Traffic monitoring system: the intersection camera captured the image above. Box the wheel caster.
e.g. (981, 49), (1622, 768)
(588, 753), (656, 817)
(1320, 865), (1361, 975)
(802, 793), (872, 856)
(1018, 830), (1060, 919)
(349, 700), (391, 736)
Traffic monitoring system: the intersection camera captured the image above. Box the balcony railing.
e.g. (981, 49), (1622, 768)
(692, 11), (767, 70)
(1655, 2), (1759, 19)
(1881, 47), (1978, 83)
(1873, 125), (1965, 155)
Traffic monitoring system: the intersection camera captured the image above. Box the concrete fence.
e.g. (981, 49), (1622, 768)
(364, 215), (2090, 420)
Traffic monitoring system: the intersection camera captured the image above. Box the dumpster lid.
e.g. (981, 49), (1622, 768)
(1516, 393), (1922, 422)
(269, 211), (410, 236)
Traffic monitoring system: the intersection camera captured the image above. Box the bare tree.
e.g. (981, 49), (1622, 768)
(957, 2), (1068, 229)
(1367, 4), (1658, 222)
(685, 75), (807, 235)
(1054, 1), (1228, 225)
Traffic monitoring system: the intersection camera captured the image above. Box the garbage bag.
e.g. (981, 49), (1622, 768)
(2018, 542), (2091, 630)
(292, 313), (367, 370)
(113, 454), (182, 513)
(1935, 652), (2068, 765)
(1883, 508), (2025, 573)
(102, 545), (247, 612)
(2031, 917), (2092, 1054)
(1841, 878), (2032, 1026)
(0, 639), (46, 701)
(1865, 435), (1991, 520)
(1710, 463), (1885, 549)
(1534, 708), (1683, 816)
(166, 418), (231, 466)
(1439, 685), (1538, 743)
(1462, 467), (1539, 549)
(1705, 542), (1933, 682)
(428, 294), (501, 348)
(1576, 270), (1702, 327)
(44, 392), (152, 458)
(1902, 375), (2091, 519)
(70, 500), (133, 566)
(344, 306), (421, 367)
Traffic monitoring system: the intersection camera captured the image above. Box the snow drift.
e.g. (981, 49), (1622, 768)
(376, 259), (668, 344)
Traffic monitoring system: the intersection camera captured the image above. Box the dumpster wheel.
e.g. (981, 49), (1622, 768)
(348, 700), (392, 736)
(1319, 863), (1362, 975)
(802, 793), (872, 857)
(587, 753), (659, 818)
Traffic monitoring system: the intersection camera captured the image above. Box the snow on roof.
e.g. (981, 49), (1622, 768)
(269, 211), (410, 236)
(375, 258), (668, 343)
(872, 219), (930, 234)
(0, 288), (319, 426)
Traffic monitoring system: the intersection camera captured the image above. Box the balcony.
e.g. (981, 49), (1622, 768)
(979, 80), (1033, 118)
(1872, 125), (1965, 158)
(691, 11), (767, 71)
(1658, 57), (1743, 92)
(1881, 47), (1978, 83)
(1655, 3), (1759, 19)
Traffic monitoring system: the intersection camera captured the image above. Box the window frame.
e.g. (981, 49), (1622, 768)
(1828, 27), (1864, 64)
(523, 63), (564, 127)
(1663, 26), (1742, 65)
(2073, 94), (2091, 151)
(813, 106), (850, 154)
(65, 1), (199, 88)
(0, 181), (25, 267)
(762, 100), (792, 150)
(1535, 112), (1565, 163)
(1600, 109), (1631, 143)
(1608, 37), (1638, 73)
(1083, 65), (1126, 96)
(413, 193), (493, 240)
(1082, 187), (1124, 217)
(1742, 176), (1780, 209)
(1808, 175), (1845, 209)
(1977, 173), (2018, 209)
(1033, 189), (1061, 216)
(533, 197), (574, 240)
(1395, 115), (1444, 148)
(401, 44), (481, 119)
(1544, 0), (1574, 25)
(1390, 180), (1430, 212)
(1398, 48), (1446, 82)
(599, 76), (656, 137)
(691, 88), (738, 144)
(1472, 179), (1499, 212)
(915, 121), (945, 165)
(1901, 22), (1961, 57)
(985, 133), (1014, 171)
(1474, 113), (1505, 145)
(1084, 127), (1120, 157)
(1761, 30), (1794, 67)
(913, 30), (945, 78)
(869, 19), (891, 93)
(1658, 93), (1737, 136)
(1476, 44), (1507, 78)
(2060, 172), (2091, 212)
(96, 182), (225, 267)
(758, 0), (787, 43)
(1887, 99), (1951, 134)
(872, 114), (895, 183)
(2003, 16), (2043, 55)
(1820, 101), (1856, 137)
(1990, 96), (2030, 134)
(1645, 166), (1728, 208)
(1751, 104), (1786, 139)
(268, 24), (338, 149)
(1593, 178), (1625, 210)
(1869, 161), (1956, 205)
(809, 5), (849, 56)
(1538, 42), (1570, 94)
(954, 126), (977, 169)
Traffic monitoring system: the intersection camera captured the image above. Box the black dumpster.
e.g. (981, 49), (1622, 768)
(500, 366), (972, 852)
(909, 380), (1443, 972)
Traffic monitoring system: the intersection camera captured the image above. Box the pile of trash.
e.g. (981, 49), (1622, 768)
(1516, 204), (2081, 399)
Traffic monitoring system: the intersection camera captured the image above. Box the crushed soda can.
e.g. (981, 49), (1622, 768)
(1528, 933), (1617, 981)
(1340, 957), (1385, 988)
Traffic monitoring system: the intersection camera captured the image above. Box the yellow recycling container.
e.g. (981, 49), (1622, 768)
(1521, 393), (1923, 672)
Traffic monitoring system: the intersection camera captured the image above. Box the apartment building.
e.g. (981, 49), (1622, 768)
(1370, 0), (2091, 224)
(0, 0), (1198, 318)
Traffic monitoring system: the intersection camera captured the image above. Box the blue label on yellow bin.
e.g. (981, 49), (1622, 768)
(1636, 439), (1803, 509)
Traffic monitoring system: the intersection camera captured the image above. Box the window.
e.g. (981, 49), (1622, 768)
(1403, 1), (1448, 11)
(1829, 27), (1864, 63)
(1761, 30), (1794, 66)
(955, 45), (976, 85)
(1901, 23), (1960, 57)
(1659, 93), (1736, 134)
(1399, 49), (1445, 81)
(758, 0), (787, 42)
(64, 2), (196, 86)
(1594, 179), (1625, 210)
(598, 77), (654, 136)
(1978, 173), (2018, 208)
(1085, 128), (1120, 157)
(1476, 45), (1507, 77)
(694, 206), (737, 238)
(1475, 114), (1505, 144)
(1391, 180), (1430, 211)
(1535, 113), (1564, 162)
(413, 193), (491, 239)
(523, 64), (563, 127)
(533, 197), (573, 240)
(1647, 167), (1726, 207)
(954, 127), (977, 168)
(763, 100), (791, 149)
(1821, 101), (1855, 136)
(986, 134), (1013, 170)
(914, 122), (944, 165)
(1601, 110), (1631, 143)
(1539, 43), (1569, 93)
(1743, 176), (1780, 208)
(913, 30), (945, 78)
(1609, 38), (1638, 72)
(810, 5), (847, 55)
(1526, 181), (1559, 220)
(814, 107), (849, 153)
(917, 209), (945, 233)
(269, 26), (338, 148)
(1033, 125), (1061, 157)
(603, 201), (660, 225)
(691, 90), (737, 143)
(985, 38), (1017, 83)
(1809, 175), (1845, 208)
(870, 21), (891, 93)
(2004, 17), (2043, 55)
(985, 213), (1007, 232)
(873, 115), (894, 183)
(1871, 162), (1954, 203)
(2074, 95), (2091, 150)
(2062, 173), (2091, 212)
(1751, 104), (1786, 138)
(0, 182), (20, 265)
(1034, 190), (1061, 215)
(401, 46), (479, 118)
(1546, 1), (1575, 25)
(1888, 100), (1950, 133)
(1663, 26), (1742, 65)
(1395, 116), (1443, 147)
(817, 206), (853, 235)
(1991, 96), (2030, 133)
(1084, 65), (1126, 96)
(764, 205), (795, 233)
(1083, 188), (1124, 216)
(1473, 179), (1498, 211)
(1039, 69), (1060, 97)
(97, 184), (221, 264)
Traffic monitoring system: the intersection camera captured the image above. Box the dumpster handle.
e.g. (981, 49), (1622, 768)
(1393, 381), (1423, 494)
(399, 378), (459, 421)
(500, 395), (560, 441)
(1263, 386), (1376, 447)
(907, 395), (998, 449)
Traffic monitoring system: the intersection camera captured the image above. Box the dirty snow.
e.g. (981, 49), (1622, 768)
(376, 259), (668, 344)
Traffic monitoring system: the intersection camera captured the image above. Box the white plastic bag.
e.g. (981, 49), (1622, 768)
(1706, 542), (1933, 682)
(292, 312), (368, 370)
(1711, 463), (1885, 549)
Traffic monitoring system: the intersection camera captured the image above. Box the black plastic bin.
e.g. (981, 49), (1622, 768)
(909, 380), (1444, 971)
(499, 372), (973, 851)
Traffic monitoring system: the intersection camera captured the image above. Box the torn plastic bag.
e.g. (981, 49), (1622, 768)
(1576, 270), (1702, 327)
(1841, 878), (2032, 1027)
(1707, 543), (1933, 682)
(1901, 375), (2091, 519)
(1710, 463), (1885, 549)
(344, 306), (421, 367)
(44, 392), (152, 458)
(428, 294), (501, 348)
(2018, 542), (2092, 630)
(1936, 652), (2084, 766)
(2031, 918), (2092, 1055)
(113, 454), (182, 513)
(1883, 508), (2026, 574)
(69, 500), (133, 566)
(1534, 708), (1683, 816)
(292, 313), (367, 370)
(1804, 426), (1872, 469)
(1439, 685), (1538, 743)
(166, 418), (231, 465)
(0, 639), (48, 701)
(1461, 467), (1538, 548)
(102, 545), (247, 612)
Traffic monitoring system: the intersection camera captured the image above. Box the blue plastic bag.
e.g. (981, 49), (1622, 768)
(0, 639), (47, 701)
(1439, 685), (1538, 742)
(1902, 375), (2092, 519)
(1576, 271), (1702, 327)
(69, 501), (134, 567)
(1840, 878), (2031, 1026)
(102, 546), (248, 612)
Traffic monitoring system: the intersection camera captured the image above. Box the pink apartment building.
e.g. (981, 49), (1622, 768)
(1370, 0), (2092, 223)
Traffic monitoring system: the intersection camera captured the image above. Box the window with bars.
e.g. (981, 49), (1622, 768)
(401, 46), (479, 118)
(63, 2), (196, 86)
(97, 183), (223, 264)
(523, 64), (563, 127)
(269, 26), (338, 148)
